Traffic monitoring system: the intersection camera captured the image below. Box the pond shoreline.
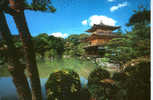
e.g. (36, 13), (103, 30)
(0, 76), (88, 100)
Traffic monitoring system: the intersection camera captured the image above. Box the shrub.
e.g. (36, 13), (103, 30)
(79, 87), (91, 100)
(123, 61), (150, 100)
(112, 72), (128, 82)
(88, 68), (117, 100)
(45, 70), (81, 100)
(111, 72), (129, 100)
(87, 60), (150, 100)
(88, 81), (117, 100)
(111, 60), (150, 100)
(88, 68), (110, 86)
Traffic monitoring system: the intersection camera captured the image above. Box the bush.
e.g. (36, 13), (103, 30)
(111, 72), (129, 100)
(88, 68), (117, 100)
(123, 61), (150, 100)
(79, 87), (91, 100)
(111, 60), (150, 100)
(88, 68), (110, 86)
(45, 70), (81, 100)
(112, 72), (128, 82)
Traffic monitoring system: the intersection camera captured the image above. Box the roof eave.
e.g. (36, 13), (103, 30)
(86, 25), (121, 32)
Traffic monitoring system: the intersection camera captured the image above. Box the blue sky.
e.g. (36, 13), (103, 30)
(5, 0), (150, 38)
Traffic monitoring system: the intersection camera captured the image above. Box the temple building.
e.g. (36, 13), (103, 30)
(84, 23), (121, 57)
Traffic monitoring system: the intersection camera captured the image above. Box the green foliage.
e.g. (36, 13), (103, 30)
(0, 35), (24, 64)
(48, 36), (65, 58)
(88, 68), (110, 86)
(33, 33), (49, 57)
(1, 32), (89, 63)
(1, 0), (56, 15)
(79, 87), (91, 100)
(104, 9), (150, 67)
(111, 60), (150, 100)
(31, 0), (56, 12)
(64, 33), (88, 57)
(0, 0), (9, 10)
(88, 68), (117, 100)
(127, 9), (150, 26)
(127, 23), (150, 56)
(124, 60), (150, 81)
(33, 34), (65, 59)
(0, 64), (10, 77)
(126, 61), (150, 100)
(112, 72), (128, 82)
(0, 40), (7, 64)
(88, 83), (117, 100)
(45, 70), (81, 100)
(104, 37), (136, 66)
(45, 49), (57, 58)
(101, 58), (110, 62)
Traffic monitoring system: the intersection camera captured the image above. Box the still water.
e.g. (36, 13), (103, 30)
(0, 77), (88, 100)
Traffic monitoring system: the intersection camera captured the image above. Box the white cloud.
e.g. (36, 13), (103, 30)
(108, 0), (114, 2)
(89, 15), (116, 26)
(81, 20), (88, 25)
(49, 32), (68, 38)
(110, 2), (128, 12)
(82, 15), (117, 26)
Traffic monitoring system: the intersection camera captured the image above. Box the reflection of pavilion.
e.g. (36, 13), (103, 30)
(84, 23), (121, 57)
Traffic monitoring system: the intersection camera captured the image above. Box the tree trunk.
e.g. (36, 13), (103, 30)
(8, 0), (42, 99)
(11, 9), (42, 100)
(0, 10), (32, 100)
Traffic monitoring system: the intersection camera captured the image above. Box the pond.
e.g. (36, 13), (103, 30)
(0, 77), (88, 100)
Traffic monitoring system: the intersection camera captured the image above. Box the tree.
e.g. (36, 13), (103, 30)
(33, 33), (49, 61)
(0, 10), (32, 100)
(104, 37), (136, 67)
(112, 59), (150, 100)
(45, 49), (57, 61)
(126, 9), (150, 57)
(2, 0), (56, 100)
(11, 10), (43, 100)
(33, 34), (65, 61)
(0, 39), (7, 64)
(127, 9), (150, 26)
(48, 36), (65, 59)
(64, 34), (88, 57)
(103, 9), (150, 69)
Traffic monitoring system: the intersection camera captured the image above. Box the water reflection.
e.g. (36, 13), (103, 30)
(0, 77), (88, 100)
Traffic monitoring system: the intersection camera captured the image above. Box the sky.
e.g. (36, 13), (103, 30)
(5, 0), (150, 38)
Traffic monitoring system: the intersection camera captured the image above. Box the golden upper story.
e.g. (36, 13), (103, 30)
(85, 23), (121, 46)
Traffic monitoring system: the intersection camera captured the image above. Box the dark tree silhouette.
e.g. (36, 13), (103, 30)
(0, 10), (32, 100)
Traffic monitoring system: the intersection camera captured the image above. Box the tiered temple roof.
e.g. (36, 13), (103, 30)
(84, 23), (121, 42)
(83, 23), (121, 57)
(86, 24), (120, 32)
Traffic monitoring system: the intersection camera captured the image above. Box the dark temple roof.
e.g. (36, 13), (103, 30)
(86, 24), (120, 32)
